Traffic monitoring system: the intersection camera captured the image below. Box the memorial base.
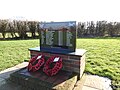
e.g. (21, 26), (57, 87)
(10, 68), (78, 90)
(29, 47), (86, 79)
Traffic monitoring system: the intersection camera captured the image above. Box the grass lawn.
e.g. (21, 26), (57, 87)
(77, 37), (120, 90)
(0, 37), (120, 90)
(0, 39), (39, 71)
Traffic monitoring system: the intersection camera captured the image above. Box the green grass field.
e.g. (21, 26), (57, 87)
(77, 37), (120, 90)
(0, 38), (120, 90)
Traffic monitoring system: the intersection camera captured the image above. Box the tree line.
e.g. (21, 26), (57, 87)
(0, 20), (120, 39)
(77, 21), (120, 37)
(0, 19), (39, 39)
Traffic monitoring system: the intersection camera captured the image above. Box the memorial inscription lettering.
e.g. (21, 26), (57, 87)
(39, 21), (76, 53)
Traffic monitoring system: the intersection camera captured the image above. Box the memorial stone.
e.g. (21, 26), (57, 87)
(39, 21), (76, 53)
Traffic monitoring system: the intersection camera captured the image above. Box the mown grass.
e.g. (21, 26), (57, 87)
(0, 37), (120, 89)
(0, 39), (39, 71)
(77, 37), (120, 90)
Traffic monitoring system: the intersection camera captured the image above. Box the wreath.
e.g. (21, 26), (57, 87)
(43, 56), (63, 76)
(27, 54), (45, 72)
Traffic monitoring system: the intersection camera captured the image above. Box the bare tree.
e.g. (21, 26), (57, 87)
(0, 20), (8, 39)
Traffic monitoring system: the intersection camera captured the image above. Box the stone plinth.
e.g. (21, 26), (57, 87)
(10, 68), (77, 90)
(29, 47), (86, 79)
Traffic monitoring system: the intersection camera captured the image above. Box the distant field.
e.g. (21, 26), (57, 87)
(0, 37), (120, 89)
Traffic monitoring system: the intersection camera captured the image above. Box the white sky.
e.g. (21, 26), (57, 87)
(0, 0), (120, 22)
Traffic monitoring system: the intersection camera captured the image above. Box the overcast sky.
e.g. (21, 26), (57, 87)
(0, 0), (120, 22)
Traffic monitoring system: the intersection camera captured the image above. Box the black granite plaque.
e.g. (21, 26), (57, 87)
(39, 21), (76, 53)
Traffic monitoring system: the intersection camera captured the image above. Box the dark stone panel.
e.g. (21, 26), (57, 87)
(10, 67), (75, 90)
(39, 21), (76, 53)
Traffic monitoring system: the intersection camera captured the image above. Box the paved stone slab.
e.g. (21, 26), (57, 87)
(84, 74), (112, 90)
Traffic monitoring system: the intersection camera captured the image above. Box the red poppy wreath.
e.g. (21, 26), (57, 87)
(27, 54), (45, 72)
(43, 56), (63, 76)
